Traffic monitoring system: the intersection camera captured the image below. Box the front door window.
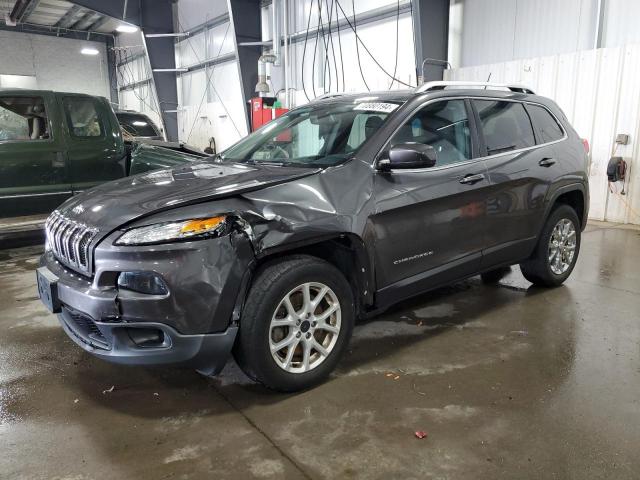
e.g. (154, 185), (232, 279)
(389, 100), (472, 166)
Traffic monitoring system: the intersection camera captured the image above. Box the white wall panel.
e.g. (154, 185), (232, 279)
(208, 22), (234, 57)
(460, 0), (518, 67)
(458, 0), (597, 68)
(602, 0), (640, 48)
(0, 30), (110, 97)
(175, 0), (229, 31)
(447, 43), (640, 225)
(176, 32), (206, 68)
(177, 60), (247, 150)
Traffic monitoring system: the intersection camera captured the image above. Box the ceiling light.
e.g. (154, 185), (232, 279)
(116, 24), (138, 33)
(81, 47), (100, 56)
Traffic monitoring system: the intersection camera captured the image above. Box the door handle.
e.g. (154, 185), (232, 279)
(539, 158), (556, 167)
(459, 173), (485, 185)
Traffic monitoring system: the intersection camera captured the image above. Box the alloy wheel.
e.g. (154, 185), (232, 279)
(269, 282), (341, 373)
(548, 218), (577, 275)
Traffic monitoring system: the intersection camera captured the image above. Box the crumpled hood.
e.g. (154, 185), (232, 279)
(57, 160), (320, 234)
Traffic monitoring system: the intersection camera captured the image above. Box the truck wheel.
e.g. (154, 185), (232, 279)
(520, 204), (581, 287)
(234, 255), (354, 392)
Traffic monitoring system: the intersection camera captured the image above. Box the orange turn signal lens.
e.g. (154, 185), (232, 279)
(180, 216), (226, 235)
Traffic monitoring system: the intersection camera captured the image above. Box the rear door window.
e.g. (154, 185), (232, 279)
(474, 100), (535, 155)
(526, 104), (564, 144)
(0, 96), (50, 141)
(63, 97), (104, 138)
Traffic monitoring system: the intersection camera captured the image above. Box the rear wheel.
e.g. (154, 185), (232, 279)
(520, 204), (581, 287)
(234, 255), (354, 392)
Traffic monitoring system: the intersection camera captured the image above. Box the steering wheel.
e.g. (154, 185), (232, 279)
(254, 143), (290, 160)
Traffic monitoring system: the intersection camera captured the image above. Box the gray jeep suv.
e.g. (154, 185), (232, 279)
(37, 82), (589, 391)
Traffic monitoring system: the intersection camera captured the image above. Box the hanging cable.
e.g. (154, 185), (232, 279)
(317, 0), (331, 94)
(311, 0), (320, 98)
(336, 0), (415, 88)
(325, 0), (340, 92)
(349, 0), (369, 91)
(388, 0), (400, 89)
(301, 0), (315, 101)
(334, 0), (345, 91)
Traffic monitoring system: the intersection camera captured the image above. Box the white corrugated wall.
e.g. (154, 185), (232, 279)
(446, 44), (640, 225)
(454, 0), (640, 69)
(456, 0), (598, 67)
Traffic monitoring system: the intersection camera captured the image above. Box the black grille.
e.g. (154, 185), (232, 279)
(45, 211), (97, 275)
(64, 309), (110, 350)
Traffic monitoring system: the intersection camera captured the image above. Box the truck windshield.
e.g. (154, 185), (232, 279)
(221, 101), (401, 167)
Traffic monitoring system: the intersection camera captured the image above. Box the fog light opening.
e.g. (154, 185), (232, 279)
(127, 327), (166, 348)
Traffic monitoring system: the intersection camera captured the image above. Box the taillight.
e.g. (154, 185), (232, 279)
(582, 139), (590, 154)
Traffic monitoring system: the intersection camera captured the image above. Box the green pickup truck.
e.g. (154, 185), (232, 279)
(0, 89), (203, 226)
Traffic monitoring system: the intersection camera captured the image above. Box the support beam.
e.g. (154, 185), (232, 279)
(69, 11), (97, 30)
(72, 0), (180, 141)
(8, 0), (30, 22)
(106, 36), (119, 105)
(86, 15), (109, 32)
(12, 0), (40, 23)
(227, 0), (262, 133)
(54, 5), (82, 29)
(411, 0), (450, 83)
(139, 0), (179, 141)
(0, 21), (112, 40)
(68, 0), (139, 23)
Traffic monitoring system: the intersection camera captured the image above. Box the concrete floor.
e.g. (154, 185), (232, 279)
(1, 222), (639, 480)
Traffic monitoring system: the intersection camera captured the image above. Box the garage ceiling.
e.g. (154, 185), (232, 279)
(0, 0), (120, 33)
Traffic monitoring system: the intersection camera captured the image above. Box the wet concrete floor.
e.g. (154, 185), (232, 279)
(1, 221), (639, 479)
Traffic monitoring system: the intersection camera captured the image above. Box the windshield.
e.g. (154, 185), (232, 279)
(221, 101), (401, 167)
(117, 112), (160, 137)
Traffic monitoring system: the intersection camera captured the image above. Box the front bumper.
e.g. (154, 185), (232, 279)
(39, 232), (254, 373)
(58, 307), (237, 374)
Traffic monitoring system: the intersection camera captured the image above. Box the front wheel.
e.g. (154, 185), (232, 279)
(520, 204), (581, 287)
(234, 255), (354, 392)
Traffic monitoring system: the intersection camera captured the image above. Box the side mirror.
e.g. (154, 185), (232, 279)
(378, 143), (437, 171)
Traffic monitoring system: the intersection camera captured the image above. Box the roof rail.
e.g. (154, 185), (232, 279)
(415, 81), (535, 95)
(312, 92), (348, 101)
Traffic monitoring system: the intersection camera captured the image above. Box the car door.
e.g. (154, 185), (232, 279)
(473, 99), (562, 268)
(60, 94), (126, 193)
(371, 98), (490, 304)
(0, 92), (71, 218)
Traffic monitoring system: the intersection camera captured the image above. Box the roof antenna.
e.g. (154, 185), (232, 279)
(485, 73), (492, 89)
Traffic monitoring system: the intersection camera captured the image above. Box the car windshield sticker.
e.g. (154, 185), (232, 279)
(354, 102), (399, 113)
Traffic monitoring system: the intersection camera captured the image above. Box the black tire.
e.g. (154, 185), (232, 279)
(480, 266), (512, 284)
(520, 204), (581, 287)
(234, 255), (354, 392)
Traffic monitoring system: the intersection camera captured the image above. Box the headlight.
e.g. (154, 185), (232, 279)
(115, 215), (227, 246)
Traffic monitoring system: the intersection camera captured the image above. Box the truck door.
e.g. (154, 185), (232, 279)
(0, 93), (71, 218)
(60, 94), (126, 193)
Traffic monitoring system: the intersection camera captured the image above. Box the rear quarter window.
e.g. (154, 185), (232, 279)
(526, 104), (565, 144)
